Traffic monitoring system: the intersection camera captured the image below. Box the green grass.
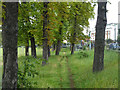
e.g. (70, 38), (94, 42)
(68, 50), (118, 88)
(18, 48), (118, 88)
(0, 47), (118, 88)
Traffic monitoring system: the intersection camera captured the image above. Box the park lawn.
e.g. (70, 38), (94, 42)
(18, 48), (118, 88)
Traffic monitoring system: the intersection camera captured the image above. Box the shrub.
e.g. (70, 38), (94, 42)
(78, 51), (89, 58)
(17, 57), (39, 88)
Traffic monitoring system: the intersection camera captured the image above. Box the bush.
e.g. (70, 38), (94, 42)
(78, 51), (88, 58)
(17, 57), (39, 88)
(106, 39), (113, 44)
(82, 46), (86, 50)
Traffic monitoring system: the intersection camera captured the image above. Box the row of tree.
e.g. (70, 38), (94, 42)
(2, 0), (107, 89)
(18, 2), (95, 65)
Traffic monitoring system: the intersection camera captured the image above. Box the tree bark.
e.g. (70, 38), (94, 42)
(52, 42), (55, 51)
(42, 2), (49, 65)
(55, 23), (62, 55)
(71, 14), (76, 55)
(25, 39), (29, 56)
(93, 1), (107, 72)
(30, 34), (36, 58)
(2, 2), (18, 89)
(71, 43), (75, 55)
(48, 45), (50, 57)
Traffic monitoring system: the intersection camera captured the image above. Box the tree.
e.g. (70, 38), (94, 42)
(2, 2), (18, 89)
(93, 0), (107, 72)
(42, 2), (49, 65)
(18, 2), (30, 56)
(18, 2), (37, 57)
(55, 2), (68, 55)
(67, 2), (95, 55)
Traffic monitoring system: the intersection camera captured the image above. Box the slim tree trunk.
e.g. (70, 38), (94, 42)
(52, 42), (55, 51)
(30, 35), (36, 58)
(42, 2), (49, 65)
(71, 14), (76, 55)
(55, 23), (62, 55)
(71, 43), (75, 55)
(93, 0), (107, 72)
(25, 39), (29, 56)
(48, 45), (50, 57)
(2, 2), (18, 89)
(56, 37), (61, 55)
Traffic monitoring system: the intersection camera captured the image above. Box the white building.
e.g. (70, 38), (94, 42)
(88, 23), (118, 41)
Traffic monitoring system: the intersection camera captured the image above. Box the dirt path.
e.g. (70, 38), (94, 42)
(63, 52), (75, 88)
(58, 55), (63, 88)
(57, 52), (75, 88)
(66, 55), (75, 88)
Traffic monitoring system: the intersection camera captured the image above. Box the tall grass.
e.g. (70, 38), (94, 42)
(0, 47), (118, 88)
(68, 50), (118, 88)
(18, 48), (118, 88)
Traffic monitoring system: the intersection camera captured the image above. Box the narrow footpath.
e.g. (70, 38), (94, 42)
(66, 55), (75, 88)
(64, 52), (75, 88)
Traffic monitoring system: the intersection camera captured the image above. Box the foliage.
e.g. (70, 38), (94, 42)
(18, 2), (95, 48)
(17, 57), (39, 88)
(78, 51), (88, 58)
(82, 45), (86, 50)
(106, 39), (113, 44)
(67, 2), (95, 44)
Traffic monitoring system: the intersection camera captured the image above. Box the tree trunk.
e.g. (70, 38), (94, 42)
(25, 39), (29, 56)
(56, 39), (61, 55)
(52, 42), (55, 51)
(48, 45), (50, 57)
(30, 35), (36, 58)
(55, 22), (62, 55)
(71, 14), (76, 55)
(2, 2), (18, 89)
(42, 2), (49, 65)
(93, 1), (107, 72)
(71, 43), (75, 55)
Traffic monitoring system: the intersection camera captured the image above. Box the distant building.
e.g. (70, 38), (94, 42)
(87, 23), (118, 41)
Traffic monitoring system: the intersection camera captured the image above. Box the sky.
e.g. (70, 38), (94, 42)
(89, 0), (120, 30)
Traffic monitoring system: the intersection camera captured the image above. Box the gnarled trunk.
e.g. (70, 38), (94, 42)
(93, 1), (107, 72)
(2, 2), (18, 89)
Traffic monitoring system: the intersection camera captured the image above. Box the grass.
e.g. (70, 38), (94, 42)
(0, 47), (118, 88)
(68, 50), (118, 88)
(18, 48), (118, 88)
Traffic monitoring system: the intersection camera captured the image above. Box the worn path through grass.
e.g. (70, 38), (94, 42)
(61, 52), (75, 88)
